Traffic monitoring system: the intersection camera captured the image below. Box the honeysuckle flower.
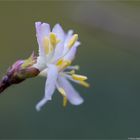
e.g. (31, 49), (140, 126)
(0, 22), (89, 111)
(33, 22), (89, 111)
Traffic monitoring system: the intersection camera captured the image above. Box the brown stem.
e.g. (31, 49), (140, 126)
(0, 76), (11, 94)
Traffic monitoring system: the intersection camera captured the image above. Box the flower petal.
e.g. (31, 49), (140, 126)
(36, 98), (48, 111)
(35, 22), (50, 42)
(51, 24), (66, 62)
(57, 76), (84, 105)
(63, 30), (73, 54)
(35, 22), (50, 55)
(63, 41), (80, 62)
(35, 64), (58, 111)
(52, 23), (65, 41)
(64, 30), (73, 48)
(34, 22), (51, 70)
(44, 64), (58, 99)
(33, 55), (46, 71)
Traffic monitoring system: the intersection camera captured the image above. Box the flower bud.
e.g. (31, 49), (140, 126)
(0, 52), (40, 94)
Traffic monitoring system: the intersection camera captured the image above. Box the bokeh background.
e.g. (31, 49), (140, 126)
(0, 1), (140, 139)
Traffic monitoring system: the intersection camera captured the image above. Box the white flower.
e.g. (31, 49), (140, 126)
(33, 22), (89, 111)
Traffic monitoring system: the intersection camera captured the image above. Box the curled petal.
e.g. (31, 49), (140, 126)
(36, 64), (58, 111)
(57, 76), (84, 105)
(36, 98), (48, 111)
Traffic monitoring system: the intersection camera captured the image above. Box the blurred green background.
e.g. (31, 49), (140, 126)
(0, 1), (140, 139)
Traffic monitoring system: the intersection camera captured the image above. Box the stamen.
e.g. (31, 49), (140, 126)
(69, 70), (75, 75)
(57, 59), (71, 71)
(58, 87), (66, 96)
(56, 59), (63, 66)
(49, 32), (60, 47)
(43, 37), (49, 54)
(58, 88), (68, 107)
(66, 65), (80, 71)
(79, 81), (90, 88)
(72, 74), (87, 81)
(67, 34), (78, 49)
(65, 70), (75, 75)
(63, 96), (67, 107)
(60, 61), (71, 71)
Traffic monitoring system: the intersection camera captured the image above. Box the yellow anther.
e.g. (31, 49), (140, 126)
(60, 61), (71, 70)
(67, 34), (78, 49)
(58, 88), (66, 96)
(56, 59), (63, 66)
(50, 32), (60, 47)
(57, 59), (71, 71)
(79, 81), (90, 88)
(58, 88), (67, 107)
(43, 37), (49, 54)
(69, 70), (75, 75)
(72, 74), (87, 81)
(73, 65), (80, 70)
(63, 96), (67, 107)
